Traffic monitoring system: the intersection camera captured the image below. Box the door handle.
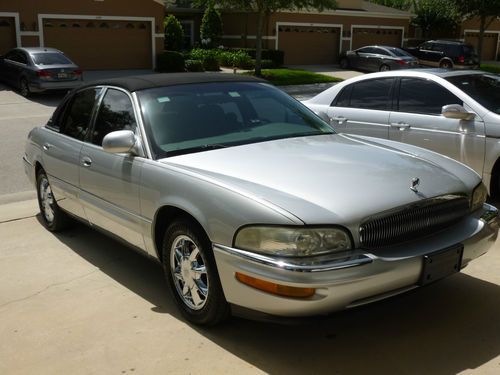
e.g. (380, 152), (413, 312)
(42, 143), (52, 151)
(81, 157), (92, 167)
(330, 116), (347, 125)
(390, 122), (410, 130)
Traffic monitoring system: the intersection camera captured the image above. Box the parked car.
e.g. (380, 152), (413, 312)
(0, 47), (82, 96)
(24, 73), (498, 326)
(303, 69), (500, 196)
(404, 40), (479, 69)
(339, 45), (419, 72)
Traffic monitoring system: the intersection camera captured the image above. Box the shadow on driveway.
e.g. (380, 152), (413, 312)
(46, 216), (500, 375)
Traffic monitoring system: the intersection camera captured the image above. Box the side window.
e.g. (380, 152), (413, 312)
(349, 78), (394, 110)
(91, 89), (137, 146)
(333, 85), (352, 107)
(60, 88), (101, 140)
(421, 42), (432, 50)
(374, 48), (391, 56)
(398, 78), (462, 115)
(6, 51), (27, 64)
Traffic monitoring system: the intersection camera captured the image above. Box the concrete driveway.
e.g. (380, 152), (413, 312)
(1, 200), (500, 374)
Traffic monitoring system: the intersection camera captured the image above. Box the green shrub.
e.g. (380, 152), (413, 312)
(164, 15), (184, 52)
(185, 59), (205, 72)
(156, 51), (185, 72)
(229, 48), (284, 67)
(189, 48), (220, 71)
(200, 4), (223, 48)
(217, 50), (252, 68)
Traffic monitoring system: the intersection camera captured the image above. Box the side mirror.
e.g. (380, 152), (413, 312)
(102, 130), (140, 155)
(442, 104), (475, 121)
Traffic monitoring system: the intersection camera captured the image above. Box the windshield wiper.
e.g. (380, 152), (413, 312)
(165, 143), (229, 157)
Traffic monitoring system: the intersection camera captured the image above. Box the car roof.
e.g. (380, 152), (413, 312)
(428, 40), (466, 45)
(17, 47), (63, 54)
(78, 72), (266, 92)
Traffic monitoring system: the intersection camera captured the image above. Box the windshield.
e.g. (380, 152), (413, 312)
(32, 52), (72, 65)
(137, 82), (334, 158)
(446, 74), (500, 115)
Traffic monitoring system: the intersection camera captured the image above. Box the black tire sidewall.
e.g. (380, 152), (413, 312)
(19, 78), (30, 97)
(162, 219), (229, 326)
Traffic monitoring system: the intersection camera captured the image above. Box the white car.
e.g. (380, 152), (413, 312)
(303, 69), (500, 196)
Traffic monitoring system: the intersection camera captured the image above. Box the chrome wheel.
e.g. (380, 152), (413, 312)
(39, 176), (55, 224)
(170, 235), (209, 310)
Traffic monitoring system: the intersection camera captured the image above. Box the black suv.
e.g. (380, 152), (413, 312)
(404, 40), (479, 69)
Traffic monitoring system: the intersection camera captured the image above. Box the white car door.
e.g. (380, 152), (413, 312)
(326, 77), (395, 139)
(389, 77), (485, 176)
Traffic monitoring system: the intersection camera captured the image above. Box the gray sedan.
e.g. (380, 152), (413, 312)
(0, 47), (82, 96)
(340, 45), (419, 72)
(24, 73), (498, 326)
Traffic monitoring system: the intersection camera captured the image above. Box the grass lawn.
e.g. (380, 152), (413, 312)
(244, 69), (343, 86)
(480, 64), (500, 74)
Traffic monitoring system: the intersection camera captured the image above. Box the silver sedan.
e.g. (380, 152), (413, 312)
(24, 73), (498, 325)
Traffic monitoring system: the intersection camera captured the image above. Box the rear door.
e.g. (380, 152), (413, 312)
(79, 87), (146, 249)
(389, 77), (485, 175)
(327, 77), (395, 138)
(41, 87), (101, 218)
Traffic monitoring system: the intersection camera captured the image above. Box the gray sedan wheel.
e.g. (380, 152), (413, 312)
(19, 78), (30, 97)
(36, 170), (71, 231)
(162, 218), (230, 326)
(379, 64), (390, 72)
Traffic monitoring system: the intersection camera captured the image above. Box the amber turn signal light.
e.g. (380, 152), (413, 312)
(235, 272), (315, 298)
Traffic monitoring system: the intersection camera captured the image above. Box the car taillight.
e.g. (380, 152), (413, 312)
(396, 59), (408, 65)
(74, 69), (82, 76)
(458, 55), (465, 63)
(37, 70), (54, 78)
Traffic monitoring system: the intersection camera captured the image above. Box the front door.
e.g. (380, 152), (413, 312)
(79, 88), (146, 249)
(389, 77), (485, 176)
(327, 77), (395, 139)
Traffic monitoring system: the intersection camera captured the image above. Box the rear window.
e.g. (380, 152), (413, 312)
(389, 48), (412, 57)
(32, 53), (72, 65)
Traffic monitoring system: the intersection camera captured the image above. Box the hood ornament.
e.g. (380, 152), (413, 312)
(410, 177), (420, 193)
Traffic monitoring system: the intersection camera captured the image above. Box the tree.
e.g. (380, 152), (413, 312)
(453, 0), (500, 63)
(195, 0), (338, 76)
(164, 15), (185, 51)
(410, 0), (460, 38)
(200, 2), (224, 48)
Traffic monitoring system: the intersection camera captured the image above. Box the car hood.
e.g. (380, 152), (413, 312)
(160, 134), (477, 225)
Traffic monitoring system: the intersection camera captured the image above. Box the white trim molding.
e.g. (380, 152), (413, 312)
(277, 10), (412, 20)
(222, 35), (277, 40)
(275, 22), (343, 55)
(350, 24), (405, 50)
(37, 14), (157, 69)
(464, 29), (500, 60)
(0, 12), (21, 48)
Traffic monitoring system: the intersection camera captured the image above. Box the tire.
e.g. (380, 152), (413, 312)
(379, 64), (390, 72)
(162, 218), (230, 326)
(36, 169), (71, 232)
(440, 60), (453, 69)
(19, 78), (30, 97)
(340, 58), (349, 69)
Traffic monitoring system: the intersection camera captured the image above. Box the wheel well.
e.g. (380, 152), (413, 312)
(153, 206), (204, 260)
(439, 58), (453, 66)
(490, 158), (500, 198)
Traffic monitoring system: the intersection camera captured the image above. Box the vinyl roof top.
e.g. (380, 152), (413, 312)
(80, 73), (266, 92)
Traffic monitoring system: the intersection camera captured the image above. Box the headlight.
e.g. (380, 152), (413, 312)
(471, 182), (487, 212)
(234, 226), (352, 257)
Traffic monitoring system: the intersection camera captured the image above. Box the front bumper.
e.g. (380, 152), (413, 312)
(213, 204), (499, 317)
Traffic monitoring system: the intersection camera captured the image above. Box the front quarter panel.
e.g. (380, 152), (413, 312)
(140, 160), (302, 258)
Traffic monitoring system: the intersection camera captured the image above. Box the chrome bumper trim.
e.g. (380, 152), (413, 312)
(213, 244), (373, 273)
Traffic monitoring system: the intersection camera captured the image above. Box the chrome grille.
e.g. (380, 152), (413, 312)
(359, 196), (469, 249)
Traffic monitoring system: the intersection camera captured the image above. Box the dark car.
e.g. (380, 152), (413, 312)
(339, 45), (418, 72)
(0, 47), (83, 96)
(404, 40), (479, 69)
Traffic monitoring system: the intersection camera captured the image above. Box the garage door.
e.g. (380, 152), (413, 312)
(43, 19), (152, 70)
(352, 28), (402, 50)
(278, 25), (340, 65)
(465, 32), (498, 61)
(0, 17), (16, 55)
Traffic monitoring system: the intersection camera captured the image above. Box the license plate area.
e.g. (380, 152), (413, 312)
(58, 73), (69, 79)
(419, 244), (463, 286)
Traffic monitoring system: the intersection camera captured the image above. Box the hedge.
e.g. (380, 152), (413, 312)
(156, 51), (185, 73)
